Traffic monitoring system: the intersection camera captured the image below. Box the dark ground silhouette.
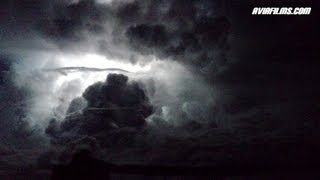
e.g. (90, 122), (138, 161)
(51, 144), (320, 180)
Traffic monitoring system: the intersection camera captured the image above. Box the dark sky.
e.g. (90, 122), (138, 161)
(0, 0), (319, 176)
(223, 0), (319, 127)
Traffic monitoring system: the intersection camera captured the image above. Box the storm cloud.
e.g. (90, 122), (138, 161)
(1, 0), (319, 178)
(31, 0), (230, 75)
(0, 0), (230, 171)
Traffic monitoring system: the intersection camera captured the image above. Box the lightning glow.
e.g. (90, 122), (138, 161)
(53, 53), (151, 97)
(13, 51), (214, 129)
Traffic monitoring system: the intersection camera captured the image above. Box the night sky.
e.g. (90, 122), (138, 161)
(0, 0), (319, 178)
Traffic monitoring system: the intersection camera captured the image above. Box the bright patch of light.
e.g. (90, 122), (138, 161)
(57, 54), (150, 73)
(95, 0), (113, 4)
(54, 53), (151, 97)
(14, 51), (216, 128)
(95, 0), (135, 4)
(26, 53), (152, 121)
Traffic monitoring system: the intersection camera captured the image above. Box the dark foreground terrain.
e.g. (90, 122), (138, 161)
(1, 141), (320, 180)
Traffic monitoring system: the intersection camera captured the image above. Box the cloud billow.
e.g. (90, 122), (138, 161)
(32, 0), (231, 76)
(46, 74), (153, 147)
(0, 0), (234, 168)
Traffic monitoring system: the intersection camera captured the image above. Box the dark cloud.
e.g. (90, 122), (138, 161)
(47, 74), (153, 148)
(37, 0), (108, 43)
(6, 0), (230, 77)
(0, 55), (12, 83)
(116, 0), (141, 24)
(0, 0), (231, 79)
(126, 24), (169, 50)
(0, 58), (47, 152)
(122, 0), (231, 77)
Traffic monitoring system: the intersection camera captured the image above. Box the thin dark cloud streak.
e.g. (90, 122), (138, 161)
(42, 67), (132, 74)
